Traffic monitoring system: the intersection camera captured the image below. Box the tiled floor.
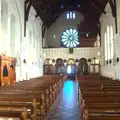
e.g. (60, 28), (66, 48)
(45, 79), (81, 120)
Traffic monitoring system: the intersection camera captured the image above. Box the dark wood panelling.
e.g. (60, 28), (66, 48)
(0, 56), (16, 86)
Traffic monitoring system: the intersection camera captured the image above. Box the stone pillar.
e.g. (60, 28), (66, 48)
(116, 0), (120, 33)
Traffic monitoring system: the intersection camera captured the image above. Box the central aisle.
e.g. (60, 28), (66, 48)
(46, 79), (81, 120)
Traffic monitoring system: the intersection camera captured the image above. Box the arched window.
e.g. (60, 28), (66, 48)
(66, 11), (76, 19)
(104, 33), (107, 60)
(33, 31), (35, 48)
(104, 25), (114, 64)
(10, 14), (15, 56)
(1, 0), (8, 48)
(107, 25), (110, 60)
(29, 30), (32, 44)
(36, 36), (39, 59)
(110, 26), (114, 59)
(61, 28), (79, 48)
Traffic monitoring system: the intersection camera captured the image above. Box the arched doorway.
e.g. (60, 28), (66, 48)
(78, 58), (88, 74)
(56, 58), (64, 75)
(44, 58), (53, 75)
(90, 58), (100, 74)
(67, 58), (76, 75)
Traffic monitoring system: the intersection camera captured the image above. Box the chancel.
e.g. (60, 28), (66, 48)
(0, 0), (120, 120)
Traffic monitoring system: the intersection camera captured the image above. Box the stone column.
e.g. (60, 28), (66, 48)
(116, 0), (120, 33)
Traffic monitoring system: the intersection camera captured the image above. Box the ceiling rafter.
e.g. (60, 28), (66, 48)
(91, 0), (106, 14)
(35, 0), (56, 17)
(32, 0), (109, 28)
(33, 0), (43, 11)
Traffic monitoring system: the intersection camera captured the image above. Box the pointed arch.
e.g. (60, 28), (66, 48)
(109, 0), (117, 33)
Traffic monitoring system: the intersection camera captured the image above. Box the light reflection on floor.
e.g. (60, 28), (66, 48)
(63, 80), (74, 106)
(46, 79), (81, 120)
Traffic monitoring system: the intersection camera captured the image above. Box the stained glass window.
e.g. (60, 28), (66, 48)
(61, 28), (79, 48)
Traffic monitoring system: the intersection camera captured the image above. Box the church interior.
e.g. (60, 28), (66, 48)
(0, 0), (120, 120)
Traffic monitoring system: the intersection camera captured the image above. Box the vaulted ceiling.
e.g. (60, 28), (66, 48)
(30, 0), (109, 27)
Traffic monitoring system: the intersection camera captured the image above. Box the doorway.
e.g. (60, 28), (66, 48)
(67, 65), (76, 75)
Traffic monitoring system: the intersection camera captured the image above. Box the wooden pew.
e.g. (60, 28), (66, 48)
(0, 75), (66, 119)
(77, 75), (120, 120)
(88, 116), (120, 120)
(0, 107), (29, 120)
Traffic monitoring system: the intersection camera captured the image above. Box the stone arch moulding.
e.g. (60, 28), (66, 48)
(56, 58), (64, 65)
(67, 58), (76, 65)
(24, 0), (33, 36)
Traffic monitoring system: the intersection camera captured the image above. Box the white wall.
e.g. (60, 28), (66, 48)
(43, 29), (48, 47)
(99, 2), (120, 80)
(0, 0), (2, 53)
(43, 47), (100, 60)
(46, 11), (83, 47)
(0, 0), (44, 81)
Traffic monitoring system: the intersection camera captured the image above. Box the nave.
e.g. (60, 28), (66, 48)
(1, 0), (120, 119)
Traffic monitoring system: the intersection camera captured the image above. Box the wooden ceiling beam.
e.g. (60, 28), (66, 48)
(33, 0), (109, 28)
(91, 0), (106, 14)
(35, 0), (57, 17)
(33, 0), (43, 11)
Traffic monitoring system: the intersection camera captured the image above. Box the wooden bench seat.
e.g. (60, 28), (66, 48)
(77, 75), (120, 120)
(88, 116), (120, 120)
(82, 102), (120, 109)
(0, 85), (58, 106)
(0, 107), (29, 120)
(0, 76), (65, 120)
(83, 108), (120, 120)
(0, 75), (67, 119)
(80, 92), (120, 98)
(80, 88), (120, 92)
